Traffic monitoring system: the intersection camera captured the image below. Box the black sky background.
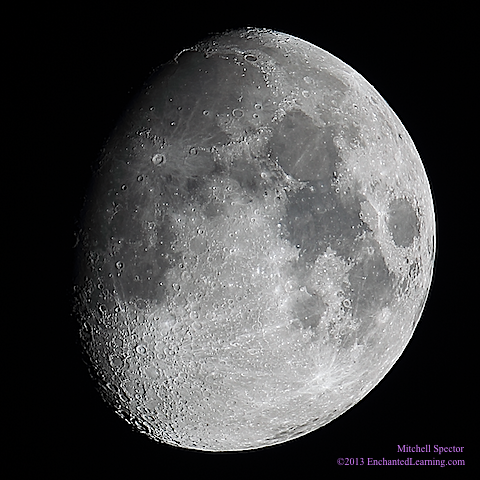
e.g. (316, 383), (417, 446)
(26, 4), (472, 476)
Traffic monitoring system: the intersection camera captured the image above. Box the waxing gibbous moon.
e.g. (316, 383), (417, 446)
(73, 27), (436, 451)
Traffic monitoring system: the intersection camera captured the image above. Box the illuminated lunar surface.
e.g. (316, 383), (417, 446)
(73, 28), (435, 451)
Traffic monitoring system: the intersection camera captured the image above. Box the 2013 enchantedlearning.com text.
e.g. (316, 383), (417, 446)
(337, 445), (465, 467)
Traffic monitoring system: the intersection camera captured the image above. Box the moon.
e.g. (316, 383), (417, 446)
(73, 27), (435, 451)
